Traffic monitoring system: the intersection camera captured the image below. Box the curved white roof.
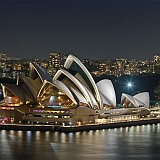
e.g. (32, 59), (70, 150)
(37, 80), (78, 106)
(97, 79), (116, 106)
(100, 93), (113, 106)
(53, 69), (98, 109)
(30, 62), (52, 82)
(133, 92), (150, 108)
(70, 87), (88, 105)
(64, 54), (103, 109)
(121, 93), (145, 107)
(52, 80), (78, 106)
(1, 83), (34, 103)
(17, 75), (39, 100)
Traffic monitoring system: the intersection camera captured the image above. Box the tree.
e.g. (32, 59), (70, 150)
(154, 82), (160, 99)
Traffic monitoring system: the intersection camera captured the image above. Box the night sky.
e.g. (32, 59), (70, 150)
(1, 0), (160, 60)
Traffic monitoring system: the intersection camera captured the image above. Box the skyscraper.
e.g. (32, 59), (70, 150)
(48, 52), (67, 76)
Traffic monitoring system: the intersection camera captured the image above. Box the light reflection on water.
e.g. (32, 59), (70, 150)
(0, 124), (160, 160)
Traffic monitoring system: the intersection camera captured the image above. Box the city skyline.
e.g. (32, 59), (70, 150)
(1, 0), (160, 60)
(0, 52), (158, 61)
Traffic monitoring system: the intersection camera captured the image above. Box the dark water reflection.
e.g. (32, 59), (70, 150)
(0, 124), (160, 160)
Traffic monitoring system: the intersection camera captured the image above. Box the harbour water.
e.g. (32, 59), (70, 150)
(1, 124), (160, 160)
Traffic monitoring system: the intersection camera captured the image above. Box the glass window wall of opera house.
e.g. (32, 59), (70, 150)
(0, 55), (152, 125)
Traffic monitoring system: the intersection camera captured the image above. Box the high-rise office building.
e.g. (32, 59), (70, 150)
(48, 52), (68, 76)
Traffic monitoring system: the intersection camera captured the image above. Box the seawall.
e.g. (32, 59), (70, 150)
(0, 124), (54, 131)
(1, 118), (160, 132)
(54, 118), (160, 132)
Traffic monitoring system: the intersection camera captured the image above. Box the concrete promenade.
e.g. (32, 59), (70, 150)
(54, 118), (160, 132)
(1, 118), (160, 132)
(0, 123), (54, 131)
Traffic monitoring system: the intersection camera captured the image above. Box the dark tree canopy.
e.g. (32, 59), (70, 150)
(154, 82), (160, 96)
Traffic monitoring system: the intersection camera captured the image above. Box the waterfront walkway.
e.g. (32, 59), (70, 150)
(1, 118), (160, 132)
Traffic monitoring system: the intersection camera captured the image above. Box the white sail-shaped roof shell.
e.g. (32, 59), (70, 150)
(70, 87), (88, 105)
(37, 80), (78, 107)
(99, 93), (113, 106)
(17, 75), (39, 100)
(30, 62), (52, 82)
(53, 69), (98, 109)
(133, 92), (150, 108)
(64, 54), (103, 109)
(121, 93), (145, 107)
(97, 79), (116, 107)
(52, 80), (78, 106)
(1, 83), (34, 104)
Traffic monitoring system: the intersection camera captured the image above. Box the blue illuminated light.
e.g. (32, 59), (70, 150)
(47, 106), (62, 108)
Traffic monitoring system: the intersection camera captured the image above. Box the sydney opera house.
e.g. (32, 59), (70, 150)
(0, 55), (150, 125)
